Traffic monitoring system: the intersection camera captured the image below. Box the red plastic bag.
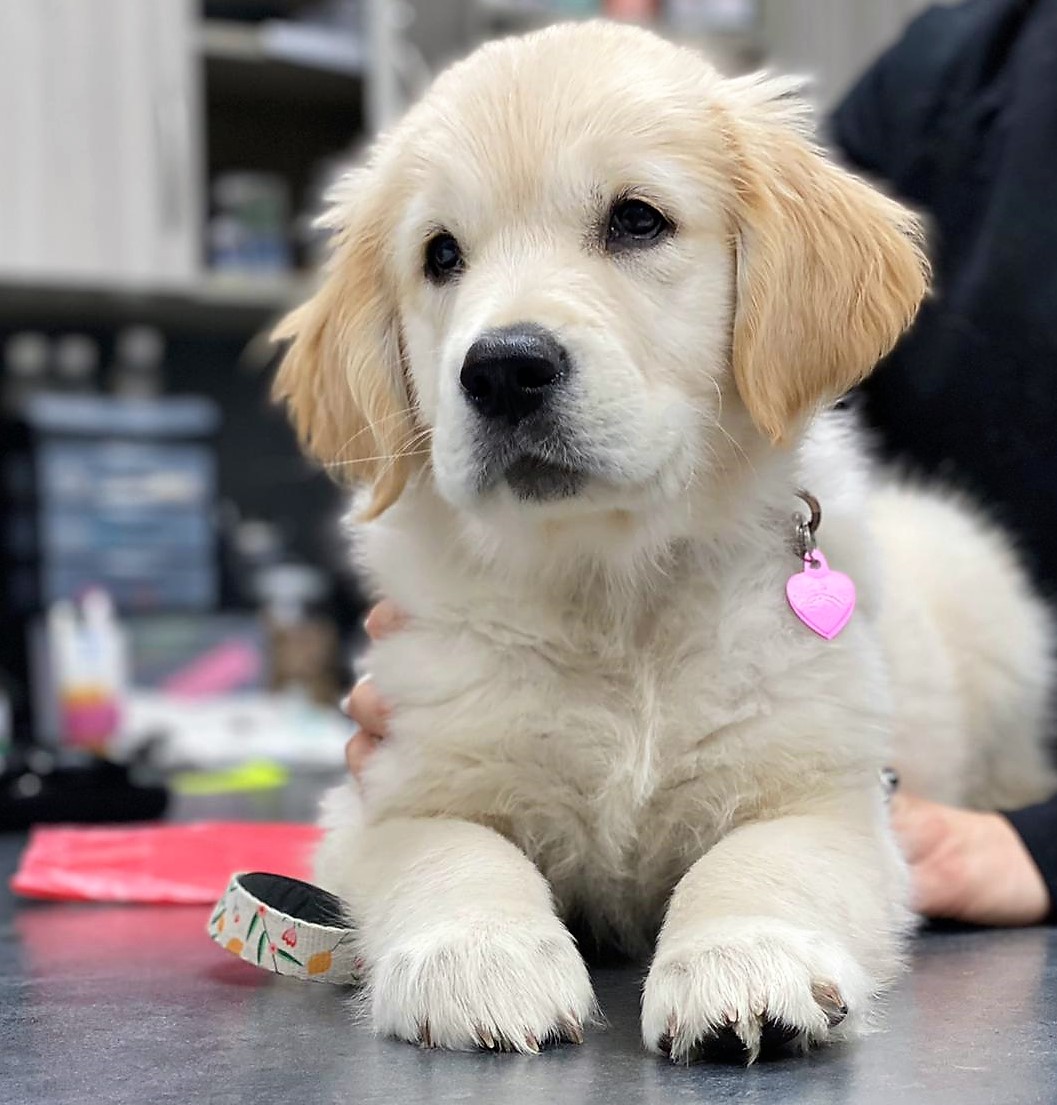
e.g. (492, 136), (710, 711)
(10, 822), (323, 904)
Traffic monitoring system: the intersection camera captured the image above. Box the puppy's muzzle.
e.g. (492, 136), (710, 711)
(460, 324), (568, 426)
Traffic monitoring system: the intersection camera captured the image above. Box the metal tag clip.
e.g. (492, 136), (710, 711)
(794, 488), (821, 565)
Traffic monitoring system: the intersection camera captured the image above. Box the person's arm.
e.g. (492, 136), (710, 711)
(1003, 797), (1057, 923)
(890, 793), (1052, 926)
(829, 0), (1030, 191)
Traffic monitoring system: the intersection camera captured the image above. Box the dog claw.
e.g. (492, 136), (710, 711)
(524, 1033), (540, 1054)
(419, 1021), (433, 1048)
(657, 1013), (679, 1057)
(475, 1026), (497, 1050)
(811, 981), (849, 1026)
(559, 1014), (584, 1045)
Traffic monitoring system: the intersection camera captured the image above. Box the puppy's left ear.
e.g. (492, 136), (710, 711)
(724, 75), (930, 443)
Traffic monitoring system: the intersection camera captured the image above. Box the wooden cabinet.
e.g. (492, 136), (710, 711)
(0, 0), (202, 288)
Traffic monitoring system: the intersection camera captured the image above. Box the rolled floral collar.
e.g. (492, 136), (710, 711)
(207, 872), (360, 984)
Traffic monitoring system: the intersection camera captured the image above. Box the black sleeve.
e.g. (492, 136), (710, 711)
(828, 3), (960, 186)
(1003, 798), (1057, 923)
(829, 0), (1034, 201)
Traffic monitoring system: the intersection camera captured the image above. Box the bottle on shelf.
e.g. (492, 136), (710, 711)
(2, 332), (50, 413)
(108, 326), (166, 399)
(209, 172), (292, 277)
(52, 334), (100, 395)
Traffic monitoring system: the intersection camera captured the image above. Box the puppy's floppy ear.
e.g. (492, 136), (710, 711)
(723, 75), (930, 443)
(271, 167), (418, 519)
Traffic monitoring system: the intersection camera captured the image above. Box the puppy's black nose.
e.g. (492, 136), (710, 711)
(460, 325), (567, 425)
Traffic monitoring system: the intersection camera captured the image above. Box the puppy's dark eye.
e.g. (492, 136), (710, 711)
(425, 232), (464, 283)
(606, 199), (671, 250)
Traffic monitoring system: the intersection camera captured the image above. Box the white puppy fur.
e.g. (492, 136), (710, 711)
(275, 22), (1055, 1062)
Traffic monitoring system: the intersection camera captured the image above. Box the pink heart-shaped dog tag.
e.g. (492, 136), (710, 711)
(786, 551), (856, 640)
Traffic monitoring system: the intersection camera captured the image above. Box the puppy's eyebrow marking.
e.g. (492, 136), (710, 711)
(421, 221), (451, 244)
(584, 185), (612, 250)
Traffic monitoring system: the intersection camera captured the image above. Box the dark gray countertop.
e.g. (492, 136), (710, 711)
(2, 782), (1055, 1104)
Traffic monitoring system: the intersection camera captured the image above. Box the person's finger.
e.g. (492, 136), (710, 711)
(340, 601), (402, 783)
(888, 792), (944, 864)
(365, 600), (407, 641)
(345, 730), (382, 779)
(340, 676), (391, 736)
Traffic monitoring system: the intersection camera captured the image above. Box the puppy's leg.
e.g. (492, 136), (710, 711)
(642, 792), (910, 1064)
(332, 817), (595, 1053)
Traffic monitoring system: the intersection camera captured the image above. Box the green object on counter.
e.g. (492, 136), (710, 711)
(171, 760), (289, 796)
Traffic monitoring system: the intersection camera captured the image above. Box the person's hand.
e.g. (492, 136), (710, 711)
(890, 792), (1050, 926)
(341, 601), (403, 779)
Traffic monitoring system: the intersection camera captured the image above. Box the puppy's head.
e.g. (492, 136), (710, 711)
(274, 22), (927, 527)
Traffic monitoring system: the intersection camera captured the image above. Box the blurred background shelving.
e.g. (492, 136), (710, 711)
(199, 17), (366, 76)
(0, 0), (944, 331)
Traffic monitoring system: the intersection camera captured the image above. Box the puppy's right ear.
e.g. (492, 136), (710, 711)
(272, 168), (418, 519)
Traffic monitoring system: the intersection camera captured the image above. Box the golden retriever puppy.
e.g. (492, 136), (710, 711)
(273, 21), (1054, 1062)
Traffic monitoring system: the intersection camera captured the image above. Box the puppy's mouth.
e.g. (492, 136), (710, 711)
(468, 415), (595, 504)
(503, 456), (586, 502)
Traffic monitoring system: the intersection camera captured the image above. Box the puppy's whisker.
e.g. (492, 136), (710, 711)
(325, 423), (433, 472)
(369, 427), (436, 474)
(690, 383), (756, 476)
(713, 422), (753, 472)
(328, 447), (432, 468)
(332, 406), (419, 459)
(325, 437), (432, 470)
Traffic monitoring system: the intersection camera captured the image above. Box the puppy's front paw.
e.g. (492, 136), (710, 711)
(642, 917), (875, 1064)
(369, 916), (595, 1053)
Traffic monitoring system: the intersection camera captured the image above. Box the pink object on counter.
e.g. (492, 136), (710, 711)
(10, 822), (322, 904)
(604, 0), (659, 16)
(161, 639), (263, 698)
(61, 698), (122, 749)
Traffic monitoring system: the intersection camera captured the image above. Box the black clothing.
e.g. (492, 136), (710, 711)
(831, 0), (1057, 917)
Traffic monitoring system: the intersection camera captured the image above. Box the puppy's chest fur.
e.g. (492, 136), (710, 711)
(360, 537), (853, 954)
